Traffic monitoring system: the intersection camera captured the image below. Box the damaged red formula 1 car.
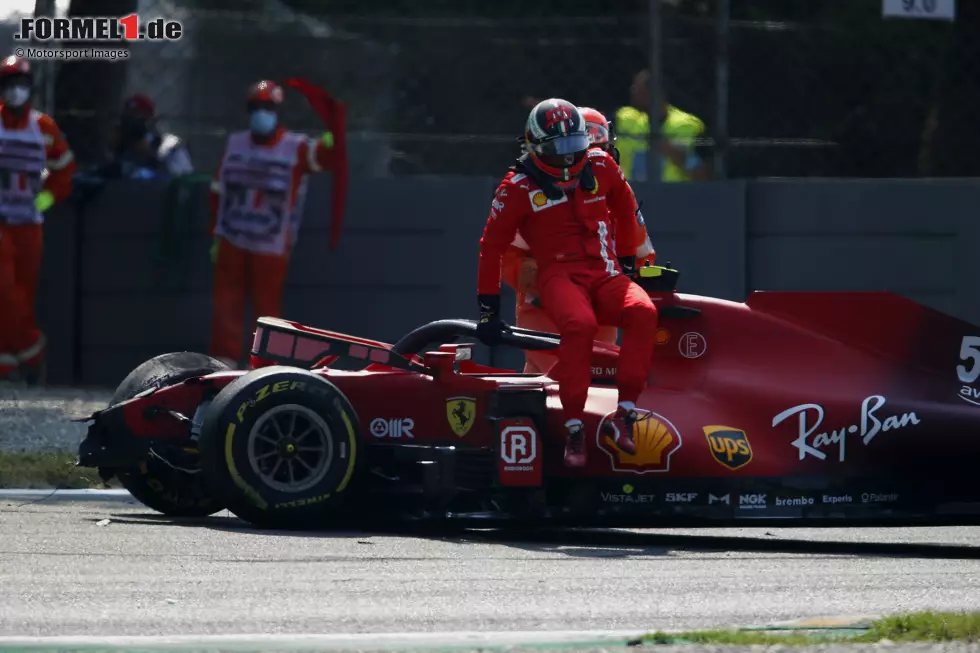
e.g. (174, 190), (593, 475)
(77, 266), (980, 529)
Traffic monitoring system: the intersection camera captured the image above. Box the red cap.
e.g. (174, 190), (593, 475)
(247, 80), (284, 105)
(0, 55), (31, 82)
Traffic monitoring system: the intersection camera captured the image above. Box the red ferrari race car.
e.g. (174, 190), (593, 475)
(76, 265), (980, 529)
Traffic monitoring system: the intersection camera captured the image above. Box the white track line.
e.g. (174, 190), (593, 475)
(0, 489), (133, 502)
(0, 630), (648, 651)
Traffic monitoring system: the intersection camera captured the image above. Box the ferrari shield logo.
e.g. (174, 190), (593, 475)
(446, 396), (476, 437)
(703, 426), (752, 470)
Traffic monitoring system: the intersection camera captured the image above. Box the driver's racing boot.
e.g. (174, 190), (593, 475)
(563, 419), (586, 468)
(602, 404), (639, 455)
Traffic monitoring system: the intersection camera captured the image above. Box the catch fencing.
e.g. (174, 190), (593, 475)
(2, 0), (976, 179)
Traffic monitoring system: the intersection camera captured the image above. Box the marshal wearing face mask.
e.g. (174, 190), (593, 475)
(206, 79), (347, 369)
(0, 54), (77, 384)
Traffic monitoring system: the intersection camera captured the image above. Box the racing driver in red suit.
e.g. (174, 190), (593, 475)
(501, 106), (655, 374)
(477, 99), (660, 468)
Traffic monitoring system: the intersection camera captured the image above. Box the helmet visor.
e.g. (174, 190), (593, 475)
(531, 132), (590, 157)
(586, 123), (610, 145)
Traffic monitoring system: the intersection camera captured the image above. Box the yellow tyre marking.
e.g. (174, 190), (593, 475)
(223, 423), (268, 510)
(336, 410), (358, 493)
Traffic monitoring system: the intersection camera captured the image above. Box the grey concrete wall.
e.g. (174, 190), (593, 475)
(32, 177), (980, 387)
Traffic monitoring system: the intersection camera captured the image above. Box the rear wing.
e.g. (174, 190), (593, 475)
(250, 317), (427, 373)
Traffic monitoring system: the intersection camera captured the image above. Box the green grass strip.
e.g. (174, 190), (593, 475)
(643, 610), (980, 645)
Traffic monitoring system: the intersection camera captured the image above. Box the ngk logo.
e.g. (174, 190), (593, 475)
(739, 493), (767, 509)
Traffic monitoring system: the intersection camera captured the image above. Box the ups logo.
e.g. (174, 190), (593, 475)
(703, 426), (752, 470)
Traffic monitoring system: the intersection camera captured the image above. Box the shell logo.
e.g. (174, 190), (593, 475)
(596, 409), (683, 474)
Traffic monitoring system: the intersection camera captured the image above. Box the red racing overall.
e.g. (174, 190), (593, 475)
(478, 148), (659, 430)
(501, 146), (656, 374)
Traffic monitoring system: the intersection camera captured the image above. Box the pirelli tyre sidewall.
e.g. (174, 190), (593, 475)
(198, 366), (361, 529)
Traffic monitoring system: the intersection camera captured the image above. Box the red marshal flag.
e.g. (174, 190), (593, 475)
(283, 77), (349, 250)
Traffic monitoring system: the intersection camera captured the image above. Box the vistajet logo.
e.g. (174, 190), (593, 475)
(14, 15), (182, 42)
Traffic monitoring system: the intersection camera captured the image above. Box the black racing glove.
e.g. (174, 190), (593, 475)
(476, 294), (505, 346)
(618, 255), (637, 278)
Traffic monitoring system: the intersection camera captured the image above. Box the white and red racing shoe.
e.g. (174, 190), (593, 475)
(602, 405), (639, 455)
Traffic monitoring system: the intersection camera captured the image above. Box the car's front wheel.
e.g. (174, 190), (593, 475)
(197, 366), (362, 529)
(109, 352), (228, 518)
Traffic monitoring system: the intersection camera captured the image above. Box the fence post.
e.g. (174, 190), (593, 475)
(32, 0), (58, 116)
(714, 0), (730, 179)
(647, 0), (663, 184)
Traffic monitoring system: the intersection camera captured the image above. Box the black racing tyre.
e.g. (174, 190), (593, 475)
(110, 352), (229, 518)
(197, 366), (362, 529)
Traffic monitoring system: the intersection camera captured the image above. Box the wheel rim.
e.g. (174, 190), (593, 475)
(246, 404), (334, 494)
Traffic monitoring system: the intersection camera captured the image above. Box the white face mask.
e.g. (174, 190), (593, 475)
(3, 85), (30, 107)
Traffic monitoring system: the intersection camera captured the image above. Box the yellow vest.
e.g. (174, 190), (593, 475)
(614, 104), (704, 182)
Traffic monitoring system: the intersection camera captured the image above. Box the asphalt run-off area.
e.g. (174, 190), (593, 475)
(3, 490), (980, 650)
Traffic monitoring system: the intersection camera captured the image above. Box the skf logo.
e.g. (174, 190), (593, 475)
(446, 396), (476, 437)
(528, 189), (567, 212)
(666, 492), (698, 503)
(703, 426), (753, 470)
(596, 409), (682, 474)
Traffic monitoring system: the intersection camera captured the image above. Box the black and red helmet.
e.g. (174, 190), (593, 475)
(524, 98), (590, 188)
(0, 55), (31, 86)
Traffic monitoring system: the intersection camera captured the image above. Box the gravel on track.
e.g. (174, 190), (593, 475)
(0, 385), (112, 453)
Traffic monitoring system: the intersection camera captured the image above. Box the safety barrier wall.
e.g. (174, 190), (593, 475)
(36, 177), (980, 387)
